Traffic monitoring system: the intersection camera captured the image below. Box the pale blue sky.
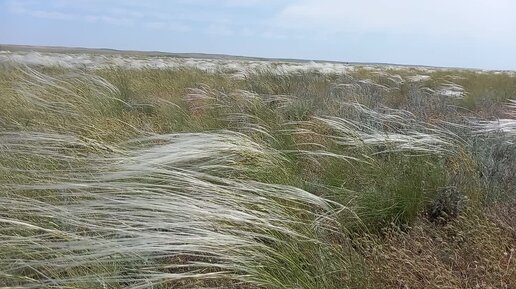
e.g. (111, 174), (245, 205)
(1, 0), (515, 70)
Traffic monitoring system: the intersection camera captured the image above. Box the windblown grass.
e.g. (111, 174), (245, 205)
(0, 62), (514, 288)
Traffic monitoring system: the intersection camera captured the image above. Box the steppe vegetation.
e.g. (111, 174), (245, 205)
(0, 55), (514, 288)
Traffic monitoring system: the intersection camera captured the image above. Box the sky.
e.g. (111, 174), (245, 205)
(1, 0), (515, 70)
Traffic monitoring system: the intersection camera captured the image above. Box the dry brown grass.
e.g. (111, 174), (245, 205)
(363, 207), (515, 289)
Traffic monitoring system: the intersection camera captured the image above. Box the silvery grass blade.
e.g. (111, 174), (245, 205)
(1, 130), (352, 288)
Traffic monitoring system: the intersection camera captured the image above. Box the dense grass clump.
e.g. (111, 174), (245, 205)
(0, 62), (514, 288)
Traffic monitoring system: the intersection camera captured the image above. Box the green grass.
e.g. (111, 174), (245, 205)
(0, 63), (514, 288)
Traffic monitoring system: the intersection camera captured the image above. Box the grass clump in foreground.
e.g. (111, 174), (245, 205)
(0, 63), (514, 288)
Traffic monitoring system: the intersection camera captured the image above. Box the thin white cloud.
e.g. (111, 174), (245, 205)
(29, 10), (75, 21)
(261, 30), (287, 39)
(33, 10), (134, 26)
(205, 24), (234, 36)
(240, 28), (255, 37)
(173, 0), (279, 7)
(143, 21), (191, 32)
(223, 0), (276, 7)
(7, 1), (135, 26)
(84, 15), (134, 26)
(276, 0), (516, 39)
(109, 8), (145, 19)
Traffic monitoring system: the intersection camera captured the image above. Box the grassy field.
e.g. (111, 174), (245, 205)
(0, 58), (514, 288)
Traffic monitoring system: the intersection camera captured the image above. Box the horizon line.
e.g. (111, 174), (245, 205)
(1, 43), (514, 73)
